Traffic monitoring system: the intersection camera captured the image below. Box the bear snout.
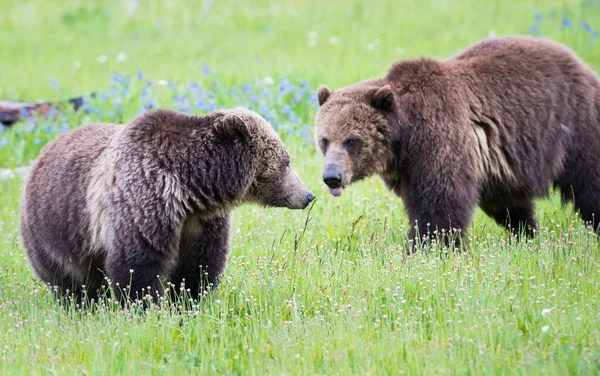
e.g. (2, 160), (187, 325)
(323, 165), (345, 197)
(279, 167), (316, 210)
(283, 190), (315, 210)
(323, 166), (342, 188)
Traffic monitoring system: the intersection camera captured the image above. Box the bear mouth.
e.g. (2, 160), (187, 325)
(329, 186), (344, 197)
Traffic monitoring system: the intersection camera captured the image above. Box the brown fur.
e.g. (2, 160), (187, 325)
(20, 107), (315, 305)
(314, 35), (600, 251)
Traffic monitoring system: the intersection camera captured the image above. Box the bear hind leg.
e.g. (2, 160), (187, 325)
(556, 181), (600, 233)
(26, 250), (83, 304)
(40, 266), (87, 307)
(47, 271), (84, 305)
(77, 256), (110, 304)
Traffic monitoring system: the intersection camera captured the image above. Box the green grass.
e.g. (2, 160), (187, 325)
(1, 0), (600, 374)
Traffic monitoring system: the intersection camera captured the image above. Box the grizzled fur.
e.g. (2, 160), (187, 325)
(315, 35), (600, 250)
(21, 108), (314, 305)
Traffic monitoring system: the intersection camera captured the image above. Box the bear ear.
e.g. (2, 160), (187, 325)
(215, 112), (252, 141)
(317, 85), (332, 106)
(370, 85), (395, 111)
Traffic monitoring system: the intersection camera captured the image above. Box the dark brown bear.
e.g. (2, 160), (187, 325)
(314, 35), (600, 250)
(20, 107), (315, 305)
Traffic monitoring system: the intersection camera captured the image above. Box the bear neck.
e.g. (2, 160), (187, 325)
(176, 140), (257, 218)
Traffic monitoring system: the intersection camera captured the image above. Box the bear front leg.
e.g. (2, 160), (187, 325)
(104, 223), (179, 307)
(406, 212), (471, 252)
(169, 213), (232, 303)
(106, 254), (167, 306)
(401, 170), (479, 253)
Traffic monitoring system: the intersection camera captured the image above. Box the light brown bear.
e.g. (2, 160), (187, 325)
(314, 35), (600, 250)
(20, 107), (315, 305)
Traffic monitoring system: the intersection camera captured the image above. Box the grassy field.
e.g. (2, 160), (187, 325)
(1, 0), (600, 374)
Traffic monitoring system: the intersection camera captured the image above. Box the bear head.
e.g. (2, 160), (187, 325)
(217, 108), (316, 210)
(314, 80), (394, 197)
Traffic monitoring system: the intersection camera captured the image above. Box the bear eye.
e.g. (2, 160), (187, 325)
(343, 137), (358, 151)
(320, 137), (329, 151)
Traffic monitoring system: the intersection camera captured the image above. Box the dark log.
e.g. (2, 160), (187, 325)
(0, 94), (93, 126)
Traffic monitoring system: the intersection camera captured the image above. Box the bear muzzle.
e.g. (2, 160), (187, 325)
(283, 167), (316, 209)
(286, 191), (316, 209)
(304, 191), (316, 207)
(323, 164), (345, 197)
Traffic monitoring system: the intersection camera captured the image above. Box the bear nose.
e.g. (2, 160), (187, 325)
(322, 169), (342, 188)
(306, 192), (316, 203)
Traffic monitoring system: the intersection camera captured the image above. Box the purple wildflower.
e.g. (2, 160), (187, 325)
(112, 74), (125, 84)
(530, 25), (538, 35)
(50, 78), (59, 91)
(188, 83), (201, 94)
(300, 128), (312, 140)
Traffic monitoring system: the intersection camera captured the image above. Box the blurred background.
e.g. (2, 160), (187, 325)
(1, 0), (599, 167)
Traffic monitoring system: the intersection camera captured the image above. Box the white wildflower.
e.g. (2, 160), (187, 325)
(329, 36), (339, 44)
(116, 52), (128, 62)
(541, 325), (549, 333)
(158, 79), (169, 86)
(541, 307), (555, 317)
(126, 0), (140, 17)
(0, 169), (15, 180)
(263, 77), (275, 85)
(97, 55), (107, 63)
